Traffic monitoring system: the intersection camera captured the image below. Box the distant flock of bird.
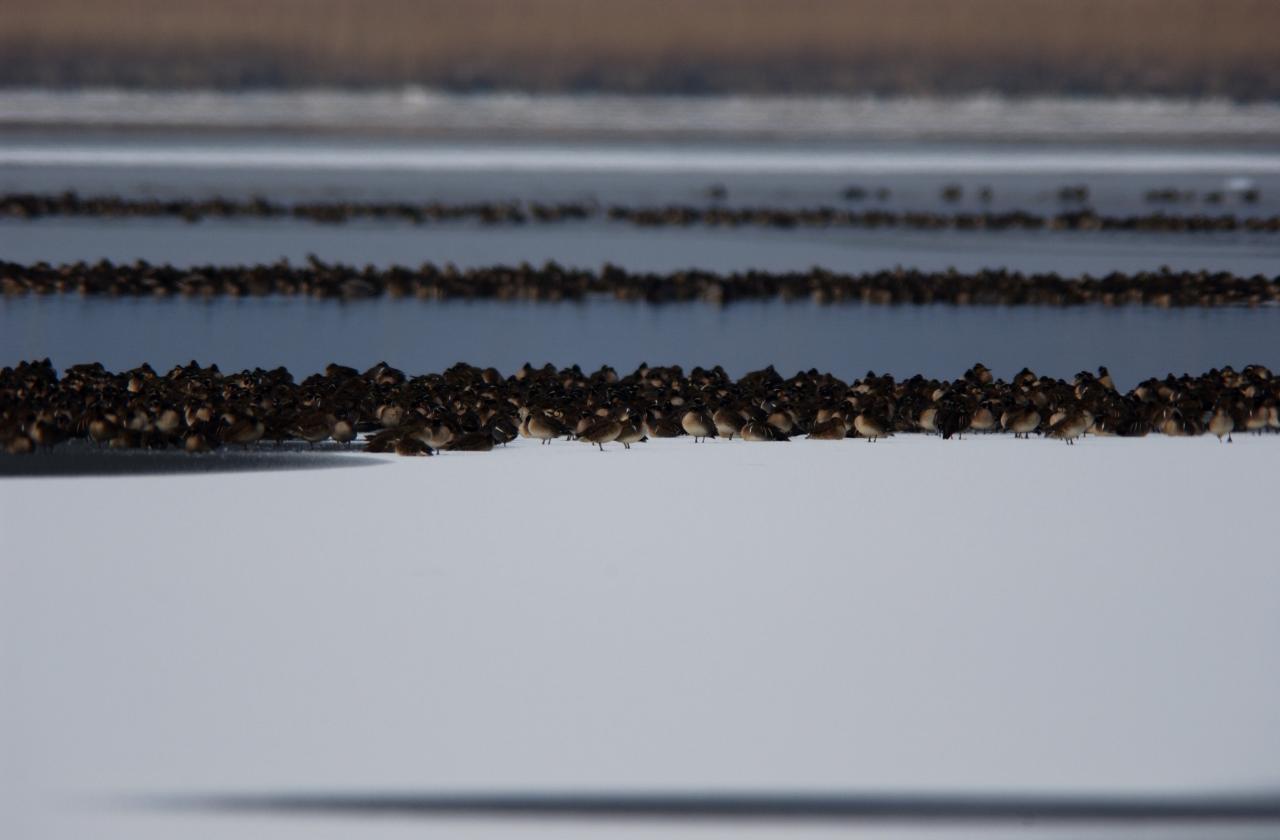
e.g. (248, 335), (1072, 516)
(1, 192), (1276, 233)
(4, 260), (1277, 307)
(3, 360), (1275, 457)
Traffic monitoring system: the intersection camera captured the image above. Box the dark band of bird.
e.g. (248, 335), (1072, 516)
(3, 360), (1274, 456)
(2, 192), (1277, 233)
(4, 259), (1279, 307)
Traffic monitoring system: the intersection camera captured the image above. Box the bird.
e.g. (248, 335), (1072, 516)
(577, 415), (623, 451)
(527, 410), (568, 445)
(395, 437), (434, 456)
(681, 407), (717, 442)
(853, 412), (889, 442)
(1001, 406), (1041, 438)
(1208, 406), (1235, 443)
(615, 414), (647, 449)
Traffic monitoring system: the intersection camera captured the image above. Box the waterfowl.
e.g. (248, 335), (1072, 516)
(970, 405), (998, 433)
(490, 415), (519, 446)
(1047, 410), (1089, 444)
(853, 412), (889, 442)
(219, 416), (264, 448)
(395, 437), (434, 456)
(87, 415), (118, 445)
(1208, 407), (1235, 442)
(578, 415), (623, 451)
(155, 408), (182, 436)
(363, 428), (400, 452)
(935, 404), (971, 440)
(5, 434), (34, 454)
(764, 404), (796, 435)
(615, 416), (647, 449)
(445, 431), (496, 452)
(527, 411), (568, 445)
(681, 407), (717, 442)
(917, 406), (939, 434)
(5, 360), (1276, 460)
(713, 406), (743, 439)
(643, 410), (684, 438)
(293, 411), (332, 447)
(183, 432), (212, 453)
(376, 403), (405, 428)
(740, 419), (788, 441)
(1001, 406), (1041, 438)
(331, 417), (357, 446)
(806, 416), (848, 440)
(422, 420), (455, 449)
(26, 419), (64, 450)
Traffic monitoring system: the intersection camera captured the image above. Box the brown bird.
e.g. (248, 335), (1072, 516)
(293, 411), (333, 448)
(713, 406), (744, 439)
(740, 419), (788, 441)
(527, 410), (567, 445)
(1047, 410), (1089, 444)
(1001, 406), (1041, 438)
(1208, 407), (1234, 443)
(615, 414), (647, 449)
(853, 412), (889, 442)
(806, 416), (848, 440)
(219, 415), (264, 448)
(395, 437), (434, 456)
(578, 415), (623, 451)
(681, 407), (717, 442)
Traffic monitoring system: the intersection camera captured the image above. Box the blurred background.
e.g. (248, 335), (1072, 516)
(2, 0), (1279, 382)
(4, 0), (1279, 97)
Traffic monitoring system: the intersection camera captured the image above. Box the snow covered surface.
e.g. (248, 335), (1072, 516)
(6, 90), (1280, 143)
(3, 435), (1280, 839)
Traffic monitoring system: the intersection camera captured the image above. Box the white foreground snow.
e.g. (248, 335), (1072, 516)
(3, 435), (1280, 840)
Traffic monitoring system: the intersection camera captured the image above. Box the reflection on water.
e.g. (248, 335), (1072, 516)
(3, 296), (1276, 387)
(0, 440), (380, 478)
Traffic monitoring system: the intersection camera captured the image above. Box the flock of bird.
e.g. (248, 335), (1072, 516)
(3, 360), (1275, 457)
(4, 260), (1277, 307)
(1, 191), (1276, 233)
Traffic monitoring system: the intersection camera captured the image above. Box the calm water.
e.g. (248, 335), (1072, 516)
(3, 219), (1279, 276)
(3, 296), (1276, 387)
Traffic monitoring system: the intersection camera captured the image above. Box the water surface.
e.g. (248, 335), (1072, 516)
(3, 296), (1275, 386)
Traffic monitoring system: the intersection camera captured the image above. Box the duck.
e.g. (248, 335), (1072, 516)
(445, 430), (496, 452)
(184, 432), (212, 453)
(1047, 410), (1089, 444)
(219, 415), (265, 448)
(1208, 406), (1235, 443)
(852, 412), (889, 442)
(331, 417), (357, 446)
(713, 406), (744, 439)
(643, 409), (685, 438)
(527, 410), (568, 445)
(681, 406), (717, 442)
(615, 414), (647, 449)
(293, 411), (333, 448)
(362, 428), (401, 453)
(395, 437), (434, 456)
(806, 416), (848, 440)
(740, 419), (789, 441)
(1001, 406), (1041, 438)
(578, 415), (623, 451)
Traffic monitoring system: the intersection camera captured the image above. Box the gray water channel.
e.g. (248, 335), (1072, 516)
(3, 295), (1275, 386)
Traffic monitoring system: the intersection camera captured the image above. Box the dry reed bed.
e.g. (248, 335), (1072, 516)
(3, 0), (1278, 97)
